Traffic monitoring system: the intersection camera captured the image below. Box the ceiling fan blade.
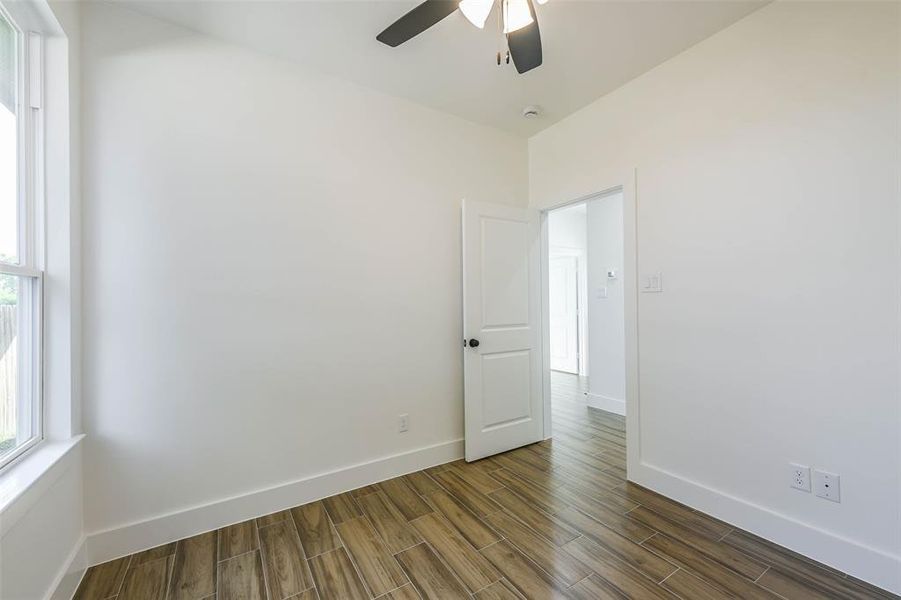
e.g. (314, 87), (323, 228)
(506, 0), (542, 74)
(377, 0), (460, 47)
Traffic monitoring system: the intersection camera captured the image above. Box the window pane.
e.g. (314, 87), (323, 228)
(0, 14), (17, 265)
(0, 273), (37, 463)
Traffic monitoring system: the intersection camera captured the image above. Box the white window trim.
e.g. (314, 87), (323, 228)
(0, 2), (45, 474)
(0, 0), (80, 533)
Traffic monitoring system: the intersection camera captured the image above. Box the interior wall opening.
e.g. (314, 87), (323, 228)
(547, 192), (626, 467)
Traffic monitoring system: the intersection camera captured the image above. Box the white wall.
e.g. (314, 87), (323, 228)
(530, 1), (900, 592)
(80, 2), (527, 553)
(548, 204), (587, 252)
(586, 193), (625, 414)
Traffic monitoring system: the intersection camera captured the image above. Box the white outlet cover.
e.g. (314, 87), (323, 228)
(814, 469), (840, 502)
(790, 463), (811, 492)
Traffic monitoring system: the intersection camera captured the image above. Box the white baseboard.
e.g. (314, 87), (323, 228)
(47, 535), (87, 600)
(75, 439), (901, 595)
(586, 392), (626, 416)
(631, 461), (901, 595)
(85, 438), (463, 567)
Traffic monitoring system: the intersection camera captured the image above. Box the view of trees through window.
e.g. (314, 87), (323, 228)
(0, 271), (17, 455)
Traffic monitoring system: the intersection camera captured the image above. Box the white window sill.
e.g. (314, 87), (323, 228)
(0, 435), (84, 537)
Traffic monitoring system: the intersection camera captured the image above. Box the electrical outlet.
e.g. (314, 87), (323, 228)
(398, 414), (409, 433)
(790, 463), (811, 492)
(814, 469), (840, 502)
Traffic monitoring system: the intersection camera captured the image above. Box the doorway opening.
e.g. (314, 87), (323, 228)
(545, 190), (627, 471)
(460, 182), (635, 466)
(548, 202), (587, 377)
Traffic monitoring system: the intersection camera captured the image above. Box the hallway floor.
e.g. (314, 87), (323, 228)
(74, 372), (895, 600)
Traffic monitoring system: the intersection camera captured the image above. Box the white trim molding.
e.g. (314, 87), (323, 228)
(631, 461), (901, 595)
(84, 438), (463, 567)
(585, 392), (625, 416)
(47, 535), (87, 600)
(0, 435), (83, 536)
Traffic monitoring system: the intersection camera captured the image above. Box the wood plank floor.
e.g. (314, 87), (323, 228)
(75, 373), (897, 600)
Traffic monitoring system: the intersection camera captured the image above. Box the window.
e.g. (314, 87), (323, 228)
(0, 8), (42, 470)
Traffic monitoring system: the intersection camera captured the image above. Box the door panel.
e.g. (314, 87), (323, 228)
(463, 200), (541, 461)
(481, 218), (530, 327)
(481, 350), (532, 428)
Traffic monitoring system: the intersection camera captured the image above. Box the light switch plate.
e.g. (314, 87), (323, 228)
(641, 272), (663, 293)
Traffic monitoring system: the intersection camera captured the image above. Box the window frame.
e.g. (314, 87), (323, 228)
(0, 3), (44, 473)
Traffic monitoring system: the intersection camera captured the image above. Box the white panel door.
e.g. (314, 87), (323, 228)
(462, 199), (541, 462)
(549, 256), (579, 374)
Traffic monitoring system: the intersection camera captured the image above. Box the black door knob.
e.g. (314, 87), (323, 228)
(468, 338), (480, 348)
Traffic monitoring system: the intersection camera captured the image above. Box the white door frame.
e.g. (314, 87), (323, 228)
(539, 170), (640, 478)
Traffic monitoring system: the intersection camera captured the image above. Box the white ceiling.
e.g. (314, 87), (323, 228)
(116, 0), (766, 136)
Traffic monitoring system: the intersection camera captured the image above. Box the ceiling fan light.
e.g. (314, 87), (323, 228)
(503, 0), (534, 33)
(459, 0), (494, 29)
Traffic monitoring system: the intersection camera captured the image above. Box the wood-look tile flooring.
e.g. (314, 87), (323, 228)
(75, 373), (897, 600)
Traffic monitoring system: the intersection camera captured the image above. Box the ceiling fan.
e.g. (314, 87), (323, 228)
(376, 0), (546, 74)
